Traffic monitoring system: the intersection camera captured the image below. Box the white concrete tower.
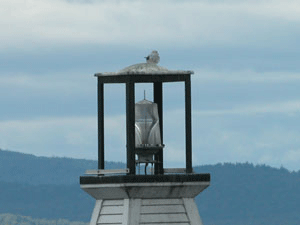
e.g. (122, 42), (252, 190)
(80, 53), (210, 225)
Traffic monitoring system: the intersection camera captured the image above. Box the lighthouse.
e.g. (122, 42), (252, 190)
(80, 52), (210, 225)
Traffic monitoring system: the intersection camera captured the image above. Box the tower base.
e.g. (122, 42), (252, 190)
(80, 174), (210, 225)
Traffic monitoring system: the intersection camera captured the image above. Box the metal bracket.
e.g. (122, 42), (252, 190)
(85, 168), (130, 175)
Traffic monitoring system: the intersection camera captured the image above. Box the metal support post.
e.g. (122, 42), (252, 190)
(126, 82), (136, 175)
(98, 79), (105, 170)
(154, 82), (163, 175)
(185, 75), (192, 173)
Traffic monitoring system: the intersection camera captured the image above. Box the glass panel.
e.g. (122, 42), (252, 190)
(135, 99), (162, 147)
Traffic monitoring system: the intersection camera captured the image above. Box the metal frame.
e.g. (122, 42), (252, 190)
(98, 82), (104, 170)
(126, 81), (136, 174)
(85, 169), (130, 175)
(96, 73), (192, 175)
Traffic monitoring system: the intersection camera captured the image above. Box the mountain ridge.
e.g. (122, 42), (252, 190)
(0, 213), (88, 225)
(0, 149), (299, 225)
(0, 149), (124, 185)
(1, 148), (298, 184)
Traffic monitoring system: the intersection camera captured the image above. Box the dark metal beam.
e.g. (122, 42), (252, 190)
(185, 75), (192, 173)
(154, 82), (163, 142)
(95, 74), (190, 84)
(154, 82), (163, 175)
(98, 79), (104, 170)
(126, 82), (136, 175)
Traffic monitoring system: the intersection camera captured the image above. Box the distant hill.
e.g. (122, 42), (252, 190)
(0, 149), (124, 185)
(0, 149), (299, 225)
(195, 163), (300, 225)
(0, 213), (88, 225)
(0, 181), (92, 222)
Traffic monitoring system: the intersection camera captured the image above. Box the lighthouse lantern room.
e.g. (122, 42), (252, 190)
(80, 51), (210, 225)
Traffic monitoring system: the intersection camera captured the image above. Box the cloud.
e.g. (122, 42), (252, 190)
(0, 115), (126, 160)
(2, 0), (300, 50)
(282, 149), (300, 163)
(194, 70), (300, 83)
(193, 112), (300, 171)
(1, 0), (300, 172)
(0, 72), (94, 95)
(0, 116), (95, 157)
(195, 100), (300, 116)
(1, 107), (300, 171)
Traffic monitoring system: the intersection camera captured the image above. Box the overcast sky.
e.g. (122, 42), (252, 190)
(1, 0), (300, 171)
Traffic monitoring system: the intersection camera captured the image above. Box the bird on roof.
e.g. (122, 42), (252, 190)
(145, 50), (160, 64)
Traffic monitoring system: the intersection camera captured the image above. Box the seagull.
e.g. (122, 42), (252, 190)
(145, 50), (160, 64)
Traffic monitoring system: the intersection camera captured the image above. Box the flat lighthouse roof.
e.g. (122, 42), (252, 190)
(95, 63), (194, 83)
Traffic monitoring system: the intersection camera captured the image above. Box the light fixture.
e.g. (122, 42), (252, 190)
(135, 96), (163, 174)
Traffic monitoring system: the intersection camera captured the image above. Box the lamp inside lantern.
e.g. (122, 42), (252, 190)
(135, 98), (164, 174)
(135, 98), (162, 147)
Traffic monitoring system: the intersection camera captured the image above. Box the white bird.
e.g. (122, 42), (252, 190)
(145, 50), (160, 64)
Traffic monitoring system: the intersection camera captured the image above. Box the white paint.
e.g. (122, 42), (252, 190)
(97, 62), (193, 76)
(141, 205), (186, 214)
(140, 213), (189, 223)
(142, 198), (183, 206)
(122, 199), (129, 225)
(97, 199), (125, 224)
(98, 214), (123, 224)
(89, 200), (102, 225)
(81, 181), (209, 200)
(100, 206), (123, 215)
(183, 198), (204, 225)
(82, 181), (209, 225)
(102, 200), (124, 206)
(129, 199), (141, 225)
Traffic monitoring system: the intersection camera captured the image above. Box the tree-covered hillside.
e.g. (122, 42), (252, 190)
(0, 213), (88, 225)
(0, 149), (124, 185)
(195, 163), (300, 225)
(0, 149), (299, 225)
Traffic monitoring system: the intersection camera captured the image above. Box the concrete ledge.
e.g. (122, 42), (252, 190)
(80, 174), (210, 200)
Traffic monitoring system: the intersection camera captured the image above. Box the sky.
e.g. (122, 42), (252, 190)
(1, 0), (300, 171)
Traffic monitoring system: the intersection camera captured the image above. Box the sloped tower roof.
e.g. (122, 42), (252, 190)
(95, 62), (193, 76)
